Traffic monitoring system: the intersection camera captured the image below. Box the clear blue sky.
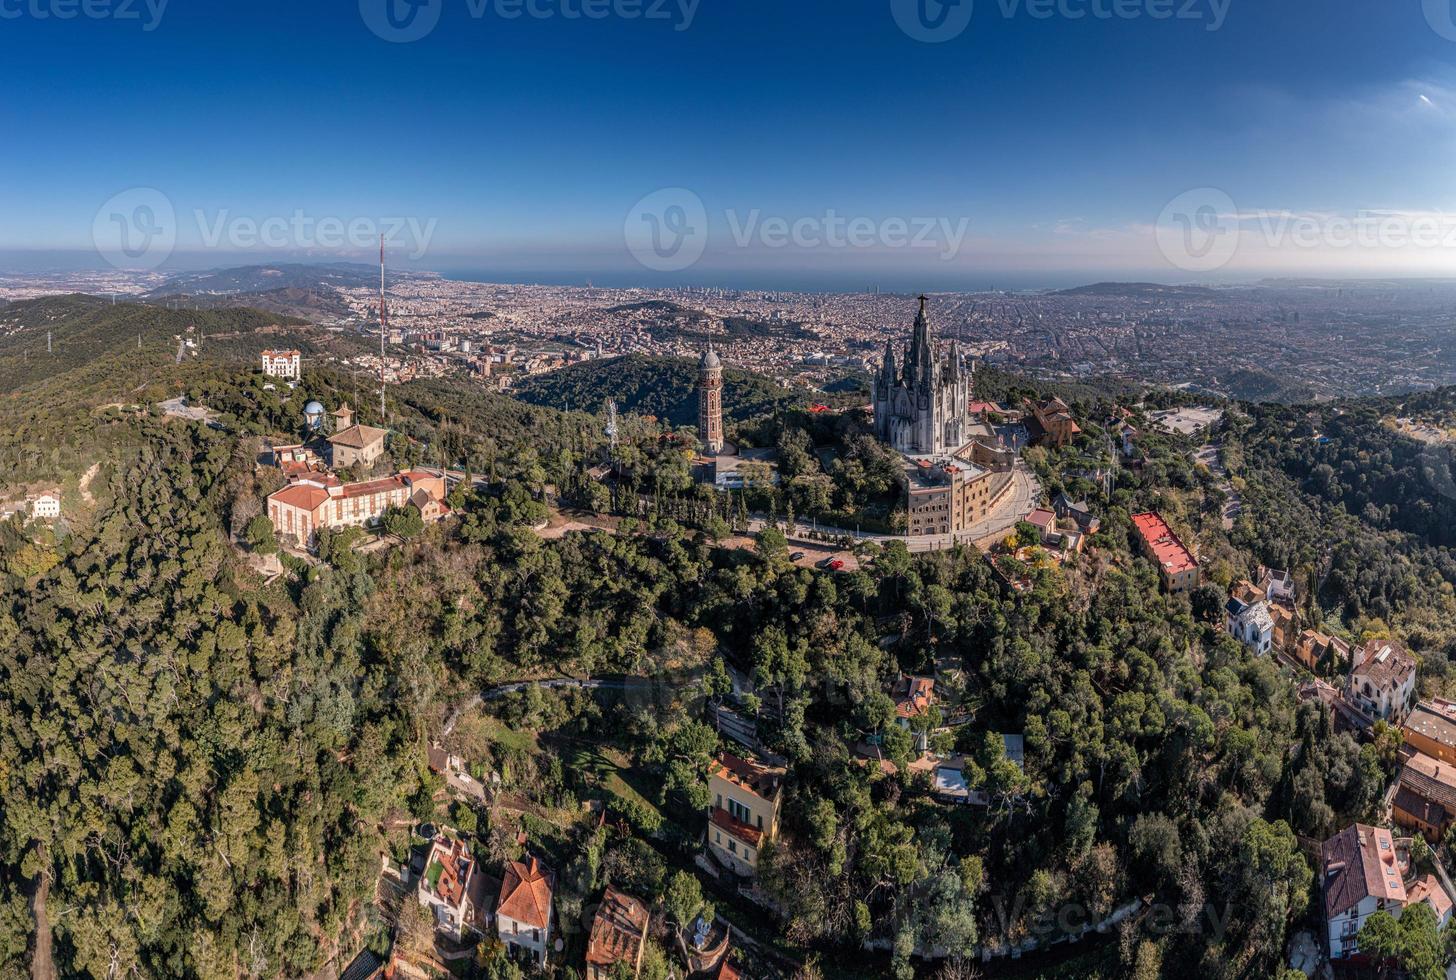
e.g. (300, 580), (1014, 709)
(4, 0), (1456, 288)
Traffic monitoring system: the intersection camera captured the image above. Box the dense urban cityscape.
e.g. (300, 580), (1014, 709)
(7, 268), (1456, 402)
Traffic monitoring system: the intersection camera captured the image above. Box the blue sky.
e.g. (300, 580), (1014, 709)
(4, 0), (1456, 287)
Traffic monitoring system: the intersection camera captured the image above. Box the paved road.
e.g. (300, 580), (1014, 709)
(1193, 442), (1240, 530)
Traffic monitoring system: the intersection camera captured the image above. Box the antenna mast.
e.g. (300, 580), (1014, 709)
(379, 235), (388, 420)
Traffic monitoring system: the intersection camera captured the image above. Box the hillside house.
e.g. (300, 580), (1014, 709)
(1346, 639), (1418, 726)
(584, 887), (650, 980)
(497, 855), (556, 968)
(417, 835), (492, 941)
(1130, 512), (1200, 593)
(706, 752), (785, 878)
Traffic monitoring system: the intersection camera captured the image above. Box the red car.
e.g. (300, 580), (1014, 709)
(828, 559), (845, 571)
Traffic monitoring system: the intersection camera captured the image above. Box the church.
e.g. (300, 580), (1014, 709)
(873, 296), (971, 455)
(873, 298), (1008, 538)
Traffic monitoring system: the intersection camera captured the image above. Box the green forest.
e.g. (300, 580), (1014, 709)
(0, 295), (1451, 979)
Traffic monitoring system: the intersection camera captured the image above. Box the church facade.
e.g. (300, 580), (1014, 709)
(873, 297), (971, 456)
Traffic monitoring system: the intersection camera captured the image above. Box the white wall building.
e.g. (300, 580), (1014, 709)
(260, 349), (301, 380)
(1225, 597), (1273, 655)
(1322, 823), (1406, 960)
(1346, 639), (1418, 726)
(496, 855), (555, 967)
(28, 491), (61, 520)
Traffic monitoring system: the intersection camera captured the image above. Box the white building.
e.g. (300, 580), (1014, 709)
(1321, 823), (1406, 960)
(1321, 823), (1454, 959)
(260, 349), (301, 380)
(1346, 639), (1418, 726)
(1225, 596), (1274, 655)
(417, 835), (491, 942)
(28, 491), (60, 520)
(496, 855), (555, 967)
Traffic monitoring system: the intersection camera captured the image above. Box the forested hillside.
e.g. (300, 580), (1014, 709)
(511, 355), (805, 428)
(0, 298), (1443, 978)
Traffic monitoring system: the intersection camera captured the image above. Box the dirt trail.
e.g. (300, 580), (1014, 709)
(29, 843), (55, 980)
(78, 461), (100, 505)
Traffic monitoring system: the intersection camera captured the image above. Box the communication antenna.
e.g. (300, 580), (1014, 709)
(46, 331), (52, 354)
(379, 235), (388, 421)
(605, 399), (619, 452)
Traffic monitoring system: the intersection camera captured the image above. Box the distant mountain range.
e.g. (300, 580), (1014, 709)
(144, 262), (423, 298)
(1053, 281), (1221, 299)
(137, 262), (439, 319)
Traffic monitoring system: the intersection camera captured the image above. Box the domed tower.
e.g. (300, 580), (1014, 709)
(698, 345), (724, 455)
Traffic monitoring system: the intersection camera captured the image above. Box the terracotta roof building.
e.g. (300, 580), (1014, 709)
(326, 403), (389, 469)
(1320, 823), (1406, 960)
(1345, 639), (1417, 727)
(496, 855), (556, 968)
(416, 836), (491, 941)
(1404, 698), (1456, 765)
(1130, 512), (1200, 593)
(707, 752), (786, 879)
(585, 887), (651, 980)
(267, 470), (449, 548)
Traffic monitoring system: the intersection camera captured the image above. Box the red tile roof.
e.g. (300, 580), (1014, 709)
(270, 483), (330, 512)
(710, 806), (763, 848)
(340, 476), (406, 499)
(710, 752), (785, 800)
(497, 855), (554, 930)
(585, 887), (649, 972)
(1321, 823), (1406, 919)
(1130, 512), (1197, 575)
(893, 675), (935, 720)
(423, 837), (474, 910)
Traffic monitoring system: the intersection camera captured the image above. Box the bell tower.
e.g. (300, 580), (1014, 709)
(698, 345), (724, 455)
